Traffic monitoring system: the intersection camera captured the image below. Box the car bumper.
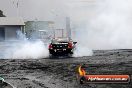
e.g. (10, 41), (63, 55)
(49, 49), (73, 55)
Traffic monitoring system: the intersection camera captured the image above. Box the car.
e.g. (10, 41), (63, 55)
(48, 38), (77, 57)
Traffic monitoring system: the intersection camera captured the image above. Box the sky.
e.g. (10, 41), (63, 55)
(0, 0), (96, 28)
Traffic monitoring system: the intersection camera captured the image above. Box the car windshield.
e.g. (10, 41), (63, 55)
(52, 38), (71, 43)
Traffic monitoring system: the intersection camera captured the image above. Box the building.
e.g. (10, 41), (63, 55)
(0, 17), (25, 41)
(25, 21), (54, 40)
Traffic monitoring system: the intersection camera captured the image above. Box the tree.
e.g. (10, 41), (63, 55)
(0, 10), (6, 17)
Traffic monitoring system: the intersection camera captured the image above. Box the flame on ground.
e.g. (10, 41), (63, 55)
(78, 65), (86, 76)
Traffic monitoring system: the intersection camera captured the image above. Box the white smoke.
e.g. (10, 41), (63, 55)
(66, 0), (132, 50)
(73, 44), (93, 57)
(4, 41), (49, 59)
(87, 0), (132, 49)
(3, 31), (49, 59)
(3, 0), (132, 57)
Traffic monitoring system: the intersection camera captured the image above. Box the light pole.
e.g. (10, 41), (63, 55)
(16, 0), (20, 17)
(50, 10), (58, 38)
(12, 0), (20, 17)
(66, 17), (71, 39)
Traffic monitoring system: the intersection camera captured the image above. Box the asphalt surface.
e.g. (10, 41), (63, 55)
(0, 49), (132, 88)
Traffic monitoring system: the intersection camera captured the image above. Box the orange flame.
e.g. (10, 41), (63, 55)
(78, 65), (86, 76)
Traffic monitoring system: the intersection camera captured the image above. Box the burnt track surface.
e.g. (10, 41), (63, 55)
(0, 49), (132, 88)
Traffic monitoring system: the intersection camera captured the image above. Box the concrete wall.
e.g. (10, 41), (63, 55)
(5, 26), (21, 40)
(25, 21), (54, 39)
(0, 26), (23, 41)
(0, 27), (5, 41)
(25, 21), (50, 31)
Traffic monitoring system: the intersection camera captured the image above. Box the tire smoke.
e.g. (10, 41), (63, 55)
(2, 31), (49, 59)
(73, 44), (93, 57)
(69, 0), (132, 50)
(3, 0), (131, 58)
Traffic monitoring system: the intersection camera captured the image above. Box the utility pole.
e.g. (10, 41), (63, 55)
(16, 0), (20, 17)
(12, 0), (20, 17)
(66, 17), (71, 39)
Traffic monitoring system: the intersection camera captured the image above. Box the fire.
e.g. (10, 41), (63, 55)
(78, 65), (86, 76)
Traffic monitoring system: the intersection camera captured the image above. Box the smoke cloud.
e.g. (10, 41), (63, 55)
(2, 0), (132, 57)
(2, 31), (49, 59)
(73, 44), (93, 57)
(69, 0), (132, 50)
(4, 41), (49, 59)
